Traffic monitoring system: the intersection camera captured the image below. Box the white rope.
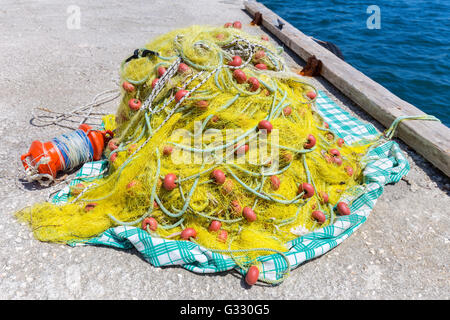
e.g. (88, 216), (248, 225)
(32, 88), (120, 129)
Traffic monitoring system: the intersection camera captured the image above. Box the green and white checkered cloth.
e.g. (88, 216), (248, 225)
(53, 91), (409, 283)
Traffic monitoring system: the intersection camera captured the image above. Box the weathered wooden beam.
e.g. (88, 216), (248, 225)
(244, 1), (450, 177)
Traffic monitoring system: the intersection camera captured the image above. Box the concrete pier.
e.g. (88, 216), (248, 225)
(0, 0), (449, 299)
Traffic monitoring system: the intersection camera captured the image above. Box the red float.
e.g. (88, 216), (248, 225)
(157, 66), (166, 77)
(245, 266), (259, 286)
(283, 106), (292, 116)
(175, 89), (189, 103)
(306, 90), (317, 99)
(243, 207), (257, 222)
(258, 120), (273, 133)
(298, 182), (315, 198)
(304, 134), (316, 149)
(128, 98), (142, 111)
(209, 220), (222, 232)
(228, 56), (242, 67)
(181, 228), (197, 240)
(122, 81), (135, 92)
(233, 69), (247, 84)
(312, 210), (326, 224)
(211, 169), (226, 185)
(247, 77), (260, 92)
(255, 63), (267, 70)
(178, 63), (190, 74)
(270, 175), (281, 190)
(142, 217), (158, 231)
(232, 21), (242, 29)
(163, 173), (177, 191)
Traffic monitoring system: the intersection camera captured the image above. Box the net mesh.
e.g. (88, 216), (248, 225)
(16, 25), (373, 262)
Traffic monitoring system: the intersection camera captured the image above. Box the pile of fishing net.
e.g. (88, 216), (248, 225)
(17, 25), (380, 284)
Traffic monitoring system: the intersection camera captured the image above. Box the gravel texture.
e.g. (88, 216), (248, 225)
(0, 0), (449, 300)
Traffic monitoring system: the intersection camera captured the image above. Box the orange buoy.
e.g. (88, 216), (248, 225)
(306, 90), (317, 99)
(142, 217), (158, 231)
(245, 266), (259, 286)
(298, 182), (314, 198)
(345, 165), (354, 176)
(258, 120), (273, 133)
(254, 50), (266, 60)
(337, 202), (351, 215)
(107, 138), (119, 151)
(126, 180), (140, 196)
(181, 228), (197, 240)
(255, 63), (267, 70)
(304, 134), (316, 149)
(210, 115), (219, 123)
(196, 100), (209, 109)
(270, 175), (281, 190)
(175, 89), (189, 103)
(329, 148), (341, 157)
(209, 220), (222, 232)
(110, 152), (118, 163)
(228, 56), (242, 67)
(312, 210), (326, 224)
(333, 157), (343, 166)
(242, 207), (257, 222)
(233, 69), (247, 84)
(128, 98), (142, 111)
(222, 178), (234, 195)
(210, 169), (226, 185)
(157, 66), (166, 77)
(247, 77), (260, 92)
(122, 81), (135, 92)
(283, 106), (292, 116)
(232, 21), (242, 29)
(163, 173), (177, 191)
(234, 143), (249, 155)
(178, 63), (191, 74)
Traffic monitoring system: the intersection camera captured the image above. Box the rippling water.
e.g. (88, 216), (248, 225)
(260, 0), (450, 126)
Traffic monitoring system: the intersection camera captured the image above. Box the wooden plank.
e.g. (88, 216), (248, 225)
(244, 1), (450, 177)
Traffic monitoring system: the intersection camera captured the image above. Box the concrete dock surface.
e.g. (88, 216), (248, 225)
(0, 0), (449, 299)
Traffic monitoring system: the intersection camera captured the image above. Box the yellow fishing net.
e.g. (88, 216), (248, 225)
(17, 25), (373, 262)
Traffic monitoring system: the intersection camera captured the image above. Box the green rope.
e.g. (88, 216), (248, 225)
(383, 115), (440, 139)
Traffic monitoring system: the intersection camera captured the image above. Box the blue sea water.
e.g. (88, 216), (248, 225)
(259, 0), (450, 126)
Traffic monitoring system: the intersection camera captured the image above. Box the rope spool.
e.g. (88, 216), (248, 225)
(20, 124), (112, 183)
